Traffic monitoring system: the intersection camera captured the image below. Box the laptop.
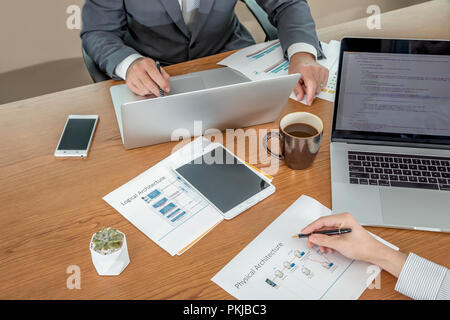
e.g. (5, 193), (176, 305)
(330, 37), (450, 232)
(110, 67), (300, 149)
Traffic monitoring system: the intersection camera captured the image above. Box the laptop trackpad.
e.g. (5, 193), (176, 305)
(380, 188), (449, 230)
(332, 183), (383, 225)
(169, 75), (206, 95)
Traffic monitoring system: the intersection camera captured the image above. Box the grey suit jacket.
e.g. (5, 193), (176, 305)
(81, 0), (323, 79)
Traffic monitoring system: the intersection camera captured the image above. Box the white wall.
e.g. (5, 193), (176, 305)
(0, 0), (85, 73)
(0, 0), (428, 74)
(308, 0), (428, 29)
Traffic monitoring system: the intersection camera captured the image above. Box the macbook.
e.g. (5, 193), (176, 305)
(110, 67), (300, 149)
(331, 38), (450, 232)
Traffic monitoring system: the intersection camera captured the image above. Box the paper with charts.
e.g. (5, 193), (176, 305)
(212, 195), (397, 299)
(218, 39), (340, 103)
(103, 137), (224, 256)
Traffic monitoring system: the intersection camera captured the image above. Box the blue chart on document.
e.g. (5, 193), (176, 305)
(263, 240), (353, 300)
(219, 39), (341, 103)
(103, 138), (225, 256)
(211, 195), (393, 300)
(141, 174), (209, 231)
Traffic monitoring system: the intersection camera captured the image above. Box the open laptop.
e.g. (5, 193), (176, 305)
(110, 67), (300, 149)
(331, 38), (450, 232)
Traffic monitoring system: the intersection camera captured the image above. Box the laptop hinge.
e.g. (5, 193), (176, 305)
(332, 138), (450, 151)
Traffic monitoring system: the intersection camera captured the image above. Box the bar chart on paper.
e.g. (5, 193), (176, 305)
(141, 172), (209, 236)
(218, 39), (341, 102)
(240, 40), (289, 78)
(264, 60), (290, 75)
(246, 40), (281, 60)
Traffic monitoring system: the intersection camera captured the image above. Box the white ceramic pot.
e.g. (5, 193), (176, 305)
(89, 231), (130, 276)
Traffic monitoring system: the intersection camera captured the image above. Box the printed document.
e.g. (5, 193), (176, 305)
(218, 39), (340, 103)
(212, 195), (397, 299)
(103, 137), (273, 256)
(103, 138), (224, 256)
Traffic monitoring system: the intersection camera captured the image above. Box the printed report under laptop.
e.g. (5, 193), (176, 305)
(330, 38), (450, 232)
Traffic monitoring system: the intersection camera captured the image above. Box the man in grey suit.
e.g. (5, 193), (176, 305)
(81, 0), (328, 105)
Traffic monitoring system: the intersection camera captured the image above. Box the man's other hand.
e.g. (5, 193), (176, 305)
(125, 57), (171, 96)
(288, 52), (329, 106)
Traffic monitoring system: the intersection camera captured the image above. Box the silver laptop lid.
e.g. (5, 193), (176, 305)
(331, 38), (450, 149)
(111, 67), (300, 149)
(110, 67), (251, 142)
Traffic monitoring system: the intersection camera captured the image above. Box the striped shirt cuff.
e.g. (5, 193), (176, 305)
(395, 253), (448, 300)
(436, 271), (450, 300)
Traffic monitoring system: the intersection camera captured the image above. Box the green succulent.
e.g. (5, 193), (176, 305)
(92, 227), (124, 254)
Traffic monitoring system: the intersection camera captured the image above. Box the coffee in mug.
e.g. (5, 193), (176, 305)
(263, 112), (323, 170)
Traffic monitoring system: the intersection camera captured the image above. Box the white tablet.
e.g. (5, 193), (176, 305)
(174, 143), (275, 220)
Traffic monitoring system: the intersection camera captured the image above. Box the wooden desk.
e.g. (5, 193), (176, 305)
(0, 52), (448, 300)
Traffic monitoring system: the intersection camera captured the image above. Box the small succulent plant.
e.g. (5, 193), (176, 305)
(91, 227), (124, 255)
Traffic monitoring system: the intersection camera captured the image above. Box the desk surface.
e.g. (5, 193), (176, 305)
(0, 52), (448, 299)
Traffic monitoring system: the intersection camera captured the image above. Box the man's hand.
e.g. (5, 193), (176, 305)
(288, 52), (329, 106)
(125, 57), (171, 96)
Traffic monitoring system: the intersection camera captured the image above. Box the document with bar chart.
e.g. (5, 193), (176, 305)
(103, 138), (224, 255)
(219, 40), (288, 80)
(141, 174), (209, 227)
(218, 39), (340, 103)
(212, 195), (397, 299)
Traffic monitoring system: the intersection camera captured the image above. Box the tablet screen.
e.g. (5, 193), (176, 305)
(175, 146), (270, 213)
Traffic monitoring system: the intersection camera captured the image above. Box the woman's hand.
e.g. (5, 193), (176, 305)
(301, 212), (407, 277)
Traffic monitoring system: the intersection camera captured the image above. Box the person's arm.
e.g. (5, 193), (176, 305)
(257, 0), (323, 58)
(81, 0), (139, 79)
(287, 43), (317, 61)
(257, 0), (329, 105)
(81, 0), (170, 96)
(114, 54), (145, 81)
(395, 253), (449, 300)
(302, 212), (449, 300)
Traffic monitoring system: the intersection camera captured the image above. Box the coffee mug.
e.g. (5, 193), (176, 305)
(263, 112), (323, 170)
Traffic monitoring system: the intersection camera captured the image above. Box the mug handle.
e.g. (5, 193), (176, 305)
(263, 131), (284, 160)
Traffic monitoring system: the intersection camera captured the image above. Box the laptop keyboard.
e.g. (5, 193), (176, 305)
(347, 151), (450, 191)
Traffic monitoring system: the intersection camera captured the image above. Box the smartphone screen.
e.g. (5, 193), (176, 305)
(57, 118), (96, 150)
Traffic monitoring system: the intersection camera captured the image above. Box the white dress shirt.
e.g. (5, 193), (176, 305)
(114, 0), (317, 80)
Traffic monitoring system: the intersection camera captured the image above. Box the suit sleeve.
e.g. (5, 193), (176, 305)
(81, 0), (140, 79)
(256, 0), (324, 59)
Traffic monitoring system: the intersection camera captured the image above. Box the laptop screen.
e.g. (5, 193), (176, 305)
(332, 38), (450, 147)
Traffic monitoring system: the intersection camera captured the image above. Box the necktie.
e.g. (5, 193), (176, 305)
(181, 0), (201, 32)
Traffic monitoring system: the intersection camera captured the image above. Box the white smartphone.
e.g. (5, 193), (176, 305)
(174, 143), (276, 220)
(54, 115), (99, 158)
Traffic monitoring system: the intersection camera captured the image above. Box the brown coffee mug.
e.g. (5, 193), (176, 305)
(263, 112), (323, 170)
